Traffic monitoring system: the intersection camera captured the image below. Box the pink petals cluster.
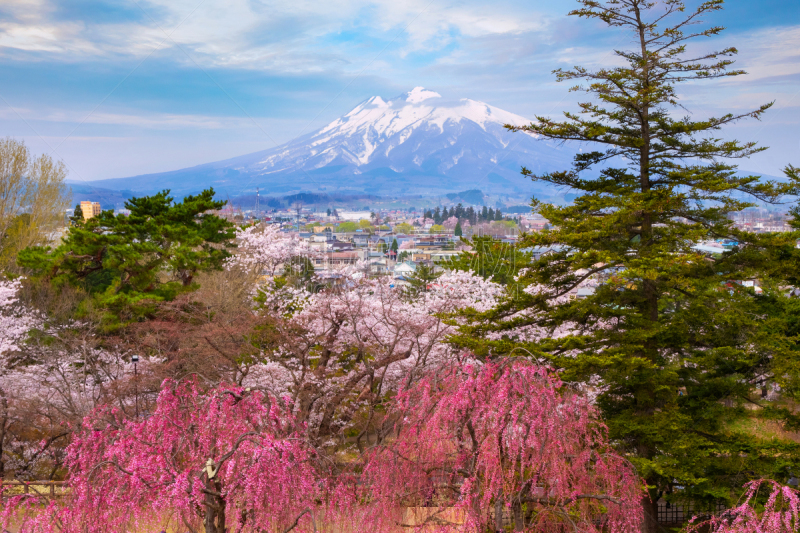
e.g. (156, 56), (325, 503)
(688, 480), (800, 533)
(442, 216), (459, 229)
(359, 361), (643, 533)
(2, 380), (321, 533)
(0, 278), (41, 355)
(229, 224), (314, 276)
(2, 361), (645, 533)
(246, 270), (504, 425)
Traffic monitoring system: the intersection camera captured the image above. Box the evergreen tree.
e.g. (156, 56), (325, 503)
(402, 262), (441, 300)
(481, 205), (489, 221)
(495, 208), (502, 221)
(449, 1), (800, 529)
(448, 236), (529, 286)
(287, 255), (316, 290)
(391, 238), (399, 253)
(454, 221), (463, 237)
(487, 207), (495, 221)
(19, 189), (235, 326)
(433, 207), (442, 224)
(69, 204), (84, 226)
(326, 208), (331, 216)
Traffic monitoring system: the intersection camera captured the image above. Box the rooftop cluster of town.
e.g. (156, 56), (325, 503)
(68, 200), (793, 290)
(221, 205), (540, 280)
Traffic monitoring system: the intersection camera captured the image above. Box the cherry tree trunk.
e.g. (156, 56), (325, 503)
(493, 499), (503, 532)
(204, 479), (226, 533)
(512, 501), (524, 531)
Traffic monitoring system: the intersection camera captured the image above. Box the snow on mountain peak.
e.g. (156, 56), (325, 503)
(267, 88), (534, 168)
(405, 87), (441, 103)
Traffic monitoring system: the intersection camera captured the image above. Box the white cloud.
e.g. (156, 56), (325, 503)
(0, 105), (267, 129)
(0, 0), (553, 70)
(728, 25), (800, 83)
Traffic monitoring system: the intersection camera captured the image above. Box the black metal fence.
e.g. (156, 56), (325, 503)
(658, 498), (727, 525)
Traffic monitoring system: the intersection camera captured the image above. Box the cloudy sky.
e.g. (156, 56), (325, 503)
(1, 0), (798, 184)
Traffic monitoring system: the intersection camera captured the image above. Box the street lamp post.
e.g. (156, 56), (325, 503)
(131, 354), (139, 418)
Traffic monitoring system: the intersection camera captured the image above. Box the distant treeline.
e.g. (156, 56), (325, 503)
(423, 204), (507, 225)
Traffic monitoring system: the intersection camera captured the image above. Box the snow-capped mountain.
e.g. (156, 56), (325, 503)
(86, 88), (578, 201)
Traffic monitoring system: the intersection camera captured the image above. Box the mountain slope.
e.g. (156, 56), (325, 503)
(84, 88), (579, 201)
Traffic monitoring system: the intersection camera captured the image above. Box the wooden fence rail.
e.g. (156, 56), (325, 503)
(1, 481), (66, 498)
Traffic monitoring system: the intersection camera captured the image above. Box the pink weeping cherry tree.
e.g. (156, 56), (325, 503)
(355, 361), (644, 533)
(2, 380), (324, 533)
(687, 480), (800, 533)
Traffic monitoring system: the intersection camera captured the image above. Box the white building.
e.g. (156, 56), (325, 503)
(338, 211), (373, 221)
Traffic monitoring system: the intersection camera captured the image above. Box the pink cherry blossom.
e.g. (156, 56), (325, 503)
(355, 360), (643, 533)
(0, 278), (41, 355)
(688, 480), (800, 533)
(442, 216), (459, 229)
(240, 269), (504, 444)
(2, 380), (324, 533)
(229, 223), (315, 276)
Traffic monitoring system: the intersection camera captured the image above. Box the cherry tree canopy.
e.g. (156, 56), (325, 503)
(242, 268), (504, 445)
(357, 361), (643, 533)
(2, 380), (323, 533)
(230, 224), (314, 276)
(688, 480), (800, 533)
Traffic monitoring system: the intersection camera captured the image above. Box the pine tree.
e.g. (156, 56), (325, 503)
(402, 262), (441, 300)
(69, 204), (84, 226)
(449, 1), (800, 529)
(495, 208), (502, 221)
(391, 238), (399, 253)
(487, 207), (495, 221)
(454, 221), (462, 237)
(481, 205), (489, 221)
(19, 189), (235, 326)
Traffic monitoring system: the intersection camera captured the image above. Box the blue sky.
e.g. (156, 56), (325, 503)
(1, 0), (799, 184)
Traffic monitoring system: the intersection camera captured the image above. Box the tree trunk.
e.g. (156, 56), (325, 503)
(0, 391), (8, 479)
(512, 500), (524, 531)
(494, 498), (503, 532)
(641, 495), (660, 533)
(203, 479), (226, 533)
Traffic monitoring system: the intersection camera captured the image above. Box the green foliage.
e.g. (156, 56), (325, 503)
(401, 263), (441, 300)
(394, 223), (415, 235)
(454, 221), (463, 237)
(390, 239), (399, 253)
(69, 204), (84, 226)
(429, 224), (444, 233)
(449, 0), (800, 521)
(18, 188), (235, 326)
(337, 221), (358, 232)
(285, 255), (319, 292)
(447, 236), (528, 286)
